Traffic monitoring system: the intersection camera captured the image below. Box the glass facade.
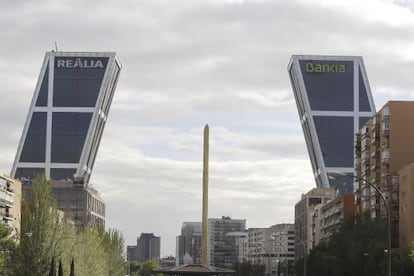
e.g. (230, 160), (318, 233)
(51, 112), (92, 163)
(12, 52), (121, 183)
(289, 55), (375, 193)
(313, 116), (354, 167)
(299, 60), (354, 111)
(19, 112), (47, 162)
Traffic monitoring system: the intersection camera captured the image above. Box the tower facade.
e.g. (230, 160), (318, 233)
(12, 52), (121, 184)
(288, 55), (375, 193)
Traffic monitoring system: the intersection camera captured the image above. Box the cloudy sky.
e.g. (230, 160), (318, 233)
(2, 0), (414, 256)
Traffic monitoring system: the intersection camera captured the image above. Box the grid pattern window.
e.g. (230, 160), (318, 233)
(51, 112), (92, 163)
(19, 112), (47, 162)
(313, 116), (354, 167)
(53, 57), (108, 107)
(299, 60), (354, 111)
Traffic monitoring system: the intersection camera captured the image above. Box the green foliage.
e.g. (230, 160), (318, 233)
(234, 261), (265, 276)
(410, 241), (414, 262)
(10, 175), (63, 276)
(297, 212), (414, 276)
(7, 175), (126, 276)
(127, 261), (141, 276)
(139, 259), (160, 276)
(0, 225), (15, 274)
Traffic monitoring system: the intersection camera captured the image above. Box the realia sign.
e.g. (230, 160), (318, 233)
(56, 58), (105, 69)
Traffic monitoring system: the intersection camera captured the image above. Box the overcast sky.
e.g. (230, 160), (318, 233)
(2, 0), (414, 256)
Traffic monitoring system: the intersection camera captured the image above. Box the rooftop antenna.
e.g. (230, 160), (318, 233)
(54, 41), (59, 52)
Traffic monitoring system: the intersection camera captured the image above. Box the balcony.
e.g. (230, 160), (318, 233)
(382, 148), (390, 164)
(382, 106), (390, 121)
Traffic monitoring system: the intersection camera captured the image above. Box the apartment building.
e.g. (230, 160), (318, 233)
(0, 174), (21, 242)
(294, 187), (336, 259)
(354, 101), (414, 248)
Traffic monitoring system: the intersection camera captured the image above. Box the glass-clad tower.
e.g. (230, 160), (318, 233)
(288, 55), (375, 193)
(11, 52), (121, 185)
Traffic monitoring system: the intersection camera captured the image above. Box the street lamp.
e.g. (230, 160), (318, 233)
(258, 241), (272, 276)
(270, 235), (289, 276)
(330, 172), (391, 276)
(295, 236), (306, 276)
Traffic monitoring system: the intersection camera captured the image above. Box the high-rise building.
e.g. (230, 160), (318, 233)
(0, 174), (22, 242)
(294, 187), (335, 260)
(12, 51), (121, 184)
(127, 233), (161, 262)
(137, 233), (161, 262)
(207, 216), (246, 268)
(176, 222), (202, 265)
(11, 51), (121, 228)
(288, 55), (376, 193)
(355, 101), (414, 248)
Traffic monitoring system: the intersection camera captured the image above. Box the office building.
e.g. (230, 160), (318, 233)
(12, 51), (121, 183)
(11, 51), (121, 227)
(355, 101), (414, 248)
(136, 233), (161, 262)
(207, 216), (246, 268)
(0, 174), (22, 242)
(288, 55), (376, 193)
(176, 222), (202, 265)
(294, 187), (335, 259)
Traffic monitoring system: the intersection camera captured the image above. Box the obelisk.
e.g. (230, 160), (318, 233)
(201, 124), (209, 265)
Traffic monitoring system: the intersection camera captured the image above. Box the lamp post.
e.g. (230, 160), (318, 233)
(258, 241), (272, 276)
(295, 236), (306, 276)
(269, 235), (289, 276)
(330, 172), (391, 276)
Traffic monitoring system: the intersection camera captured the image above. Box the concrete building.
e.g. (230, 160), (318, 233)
(294, 187), (336, 260)
(239, 224), (295, 276)
(207, 216), (246, 268)
(288, 55), (376, 193)
(354, 101), (414, 248)
(0, 174), (22, 242)
(11, 51), (121, 228)
(398, 164), (414, 253)
(176, 222), (202, 265)
(127, 245), (138, 262)
(320, 193), (356, 241)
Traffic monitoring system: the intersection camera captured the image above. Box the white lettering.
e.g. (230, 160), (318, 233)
(56, 58), (105, 69)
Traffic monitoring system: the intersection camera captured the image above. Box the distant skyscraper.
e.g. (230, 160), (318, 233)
(136, 233), (161, 262)
(288, 55), (375, 193)
(176, 222), (202, 265)
(12, 51), (121, 184)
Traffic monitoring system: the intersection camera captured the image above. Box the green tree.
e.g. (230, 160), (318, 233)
(234, 261), (265, 276)
(10, 175), (63, 276)
(100, 228), (126, 275)
(0, 225), (16, 274)
(303, 212), (391, 276)
(139, 259), (160, 276)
